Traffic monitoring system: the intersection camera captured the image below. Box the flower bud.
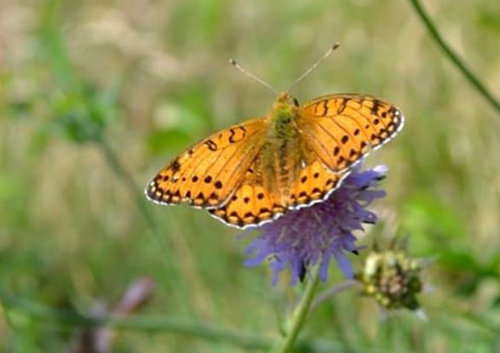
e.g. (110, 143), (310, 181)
(356, 239), (423, 311)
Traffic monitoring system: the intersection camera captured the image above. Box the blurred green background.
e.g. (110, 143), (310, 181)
(1, 0), (500, 351)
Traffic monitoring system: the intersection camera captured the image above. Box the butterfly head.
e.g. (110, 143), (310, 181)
(269, 92), (301, 139)
(271, 92), (300, 122)
(275, 92), (300, 107)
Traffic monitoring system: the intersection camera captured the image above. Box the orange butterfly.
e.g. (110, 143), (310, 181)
(146, 91), (404, 228)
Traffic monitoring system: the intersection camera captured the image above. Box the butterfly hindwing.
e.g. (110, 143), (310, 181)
(209, 158), (349, 229)
(209, 169), (285, 228)
(299, 94), (404, 171)
(288, 160), (349, 209)
(146, 117), (267, 208)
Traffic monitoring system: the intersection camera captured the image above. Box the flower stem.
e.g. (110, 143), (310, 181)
(310, 280), (359, 311)
(97, 136), (159, 232)
(407, 0), (500, 116)
(270, 266), (321, 353)
(94, 136), (184, 294)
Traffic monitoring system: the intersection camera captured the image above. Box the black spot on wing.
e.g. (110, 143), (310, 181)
(204, 140), (218, 151)
(322, 100), (329, 116)
(229, 126), (247, 143)
(171, 158), (181, 173)
(371, 99), (382, 115)
(337, 98), (349, 114)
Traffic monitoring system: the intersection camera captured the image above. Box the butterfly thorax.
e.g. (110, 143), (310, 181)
(259, 93), (304, 201)
(268, 93), (299, 139)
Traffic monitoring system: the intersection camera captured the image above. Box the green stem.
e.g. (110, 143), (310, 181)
(0, 286), (268, 350)
(310, 280), (359, 311)
(95, 136), (172, 262)
(407, 0), (500, 115)
(96, 136), (159, 231)
(0, 287), (383, 353)
(94, 136), (186, 301)
(270, 267), (321, 353)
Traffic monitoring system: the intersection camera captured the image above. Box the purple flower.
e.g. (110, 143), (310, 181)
(243, 165), (388, 285)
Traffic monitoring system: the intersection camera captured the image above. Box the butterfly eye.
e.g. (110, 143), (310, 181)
(293, 98), (300, 107)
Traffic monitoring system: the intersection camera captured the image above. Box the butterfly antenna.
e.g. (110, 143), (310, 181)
(230, 59), (278, 95)
(287, 42), (340, 93)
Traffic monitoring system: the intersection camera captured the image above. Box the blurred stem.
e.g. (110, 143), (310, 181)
(310, 280), (359, 311)
(95, 136), (184, 289)
(96, 136), (159, 231)
(0, 286), (268, 350)
(407, 0), (500, 115)
(37, 0), (159, 233)
(0, 287), (392, 353)
(270, 266), (321, 353)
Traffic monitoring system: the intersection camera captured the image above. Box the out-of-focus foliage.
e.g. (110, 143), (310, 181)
(1, 0), (500, 351)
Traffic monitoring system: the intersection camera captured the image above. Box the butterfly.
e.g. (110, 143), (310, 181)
(146, 91), (404, 229)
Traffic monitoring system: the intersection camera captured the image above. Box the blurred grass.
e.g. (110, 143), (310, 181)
(1, 0), (500, 351)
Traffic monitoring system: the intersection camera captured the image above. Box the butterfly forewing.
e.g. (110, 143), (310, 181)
(299, 94), (404, 172)
(146, 117), (268, 208)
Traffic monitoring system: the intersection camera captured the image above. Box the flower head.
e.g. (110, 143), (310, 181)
(355, 238), (425, 312)
(244, 165), (388, 285)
